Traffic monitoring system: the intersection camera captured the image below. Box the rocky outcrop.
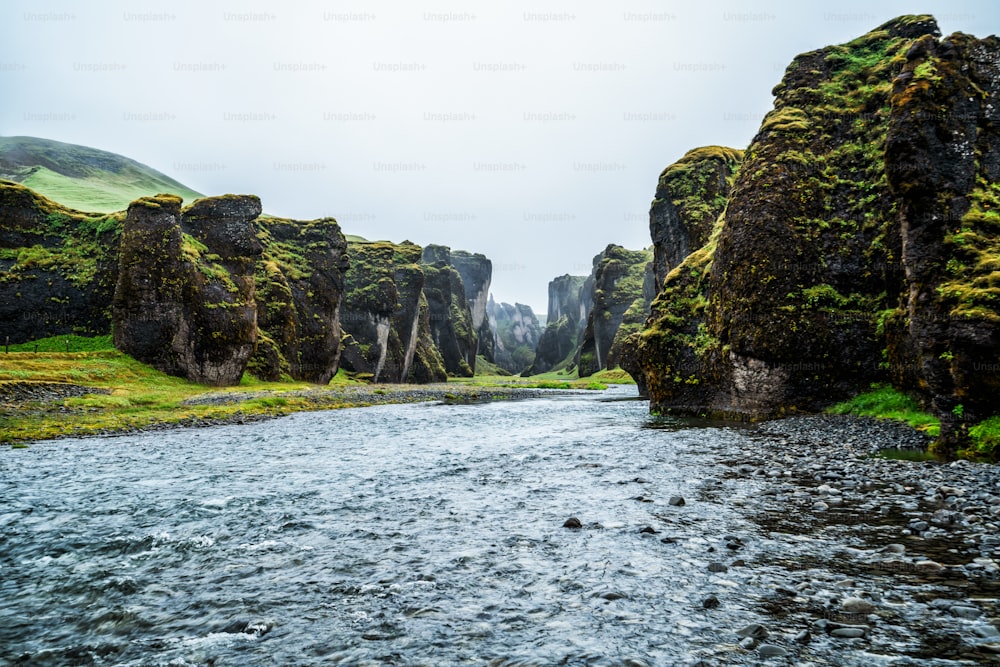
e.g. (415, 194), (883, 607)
(450, 250), (494, 366)
(576, 245), (654, 377)
(546, 274), (589, 331)
(0, 181), (120, 343)
(420, 245), (476, 377)
(525, 275), (588, 375)
(113, 194), (262, 385)
(338, 241), (445, 383)
(649, 146), (742, 291)
(249, 216), (348, 384)
(884, 28), (1000, 455)
(626, 15), (1000, 455)
(487, 297), (543, 374)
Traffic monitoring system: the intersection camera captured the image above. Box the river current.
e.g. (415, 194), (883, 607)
(2, 386), (998, 666)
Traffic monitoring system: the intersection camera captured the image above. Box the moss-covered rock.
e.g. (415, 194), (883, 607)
(628, 15), (1000, 451)
(650, 146), (743, 291)
(420, 245), (476, 377)
(0, 181), (121, 343)
(113, 194), (262, 385)
(487, 297), (542, 374)
(576, 244), (654, 377)
(450, 250), (494, 367)
(885, 28), (1000, 455)
(251, 215), (348, 383)
(338, 240), (438, 382)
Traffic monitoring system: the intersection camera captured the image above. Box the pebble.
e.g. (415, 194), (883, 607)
(736, 623), (770, 640)
(830, 627), (867, 639)
(562, 517), (582, 529)
(708, 563), (728, 573)
(669, 496), (686, 507)
(702, 595), (720, 609)
(841, 597), (875, 614)
(758, 644), (788, 658)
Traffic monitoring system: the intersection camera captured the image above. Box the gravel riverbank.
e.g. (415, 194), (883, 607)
(687, 414), (1000, 663)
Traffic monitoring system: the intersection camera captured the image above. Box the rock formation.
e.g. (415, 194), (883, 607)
(420, 245), (476, 377)
(576, 245), (654, 377)
(249, 215), (348, 384)
(487, 297), (543, 374)
(0, 181), (120, 343)
(884, 26), (1000, 455)
(113, 194), (262, 385)
(526, 274), (588, 375)
(649, 146), (742, 291)
(450, 250), (494, 365)
(338, 240), (445, 383)
(625, 15), (1000, 456)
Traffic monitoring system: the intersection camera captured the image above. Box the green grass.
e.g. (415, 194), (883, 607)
(0, 339), (364, 445)
(828, 384), (940, 436)
(968, 416), (1000, 461)
(5, 334), (114, 353)
(590, 367), (637, 384)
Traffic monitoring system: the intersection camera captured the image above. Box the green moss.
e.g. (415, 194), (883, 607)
(967, 416), (1000, 461)
(828, 384), (940, 436)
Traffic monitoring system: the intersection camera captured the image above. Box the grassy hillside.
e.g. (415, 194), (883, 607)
(0, 136), (203, 213)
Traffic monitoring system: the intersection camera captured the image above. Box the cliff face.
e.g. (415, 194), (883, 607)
(450, 250), (494, 365)
(338, 241), (445, 383)
(487, 297), (543, 374)
(250, 216), (348, 384)
(113, 194), (262, 386)
(421, 245), (476, 377)
(649, 147), (743, 291)
(526, 274), (588, 375)
(576, 245), (654, 377)
(339, 240), (486, 383)
(627, 15), (1000, 454)
(885, 28), (1000, 454)
(0, 181), (120, 343)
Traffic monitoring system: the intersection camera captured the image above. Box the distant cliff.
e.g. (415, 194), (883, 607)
(527, 246), (652, 377)
(576, 245), (654, 377)
(339, 242), (490, 382)
(338, 240), (446, 383)
(527, 274), (588, 375)
(625, 15), (1000, 457)
(487, 297), (543, 374)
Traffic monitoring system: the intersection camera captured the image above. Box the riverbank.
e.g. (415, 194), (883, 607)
(0, 349), (604, 445)
(706, 413), (1000, 662)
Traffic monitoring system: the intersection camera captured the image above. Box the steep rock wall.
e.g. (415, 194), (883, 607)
(113, 194), (261, 385)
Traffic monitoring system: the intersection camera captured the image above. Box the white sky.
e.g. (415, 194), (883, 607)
(2, 1), (996, 315)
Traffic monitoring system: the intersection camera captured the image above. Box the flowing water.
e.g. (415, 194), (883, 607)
(1, 387), (997, 666)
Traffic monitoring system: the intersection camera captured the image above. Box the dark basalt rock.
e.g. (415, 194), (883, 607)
(487, 297), (542, 374)
(525, 275), (588, 376)
(626, 14), (1000, 456)
(338, 240), (444, 383)
(450, 250), (494, 367)
(113, 193), (262, 386)
(250, 216), (348, 384)
(576, 245), (653, 377)
(420, 245), (476, 377)
(0, 181), (120, 343)
(885, 29), (1000, 455)
(649, 146), (742, 292)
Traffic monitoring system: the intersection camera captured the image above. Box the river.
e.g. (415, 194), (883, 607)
(2, 386), (999, 666)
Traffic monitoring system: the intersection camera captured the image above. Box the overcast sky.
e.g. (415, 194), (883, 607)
(2, 1), (995, 315)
